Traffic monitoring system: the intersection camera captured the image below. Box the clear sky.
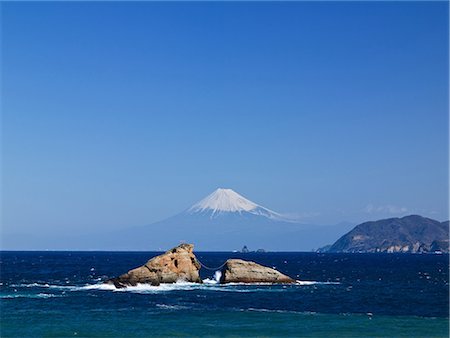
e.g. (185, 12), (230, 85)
(2, 1), (449, 239)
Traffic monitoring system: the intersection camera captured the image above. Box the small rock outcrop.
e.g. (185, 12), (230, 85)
(106, 244), (201, 288)
(219, 259), (295, 284)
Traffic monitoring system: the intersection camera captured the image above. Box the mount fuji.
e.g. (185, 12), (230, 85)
(187, 188), (291, 221)
(4, 188), (354, 250)
(85, 188), (355, 251)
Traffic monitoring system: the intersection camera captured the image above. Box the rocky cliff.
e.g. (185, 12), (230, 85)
(106, 243), (202, 288)
(327, 215), (449, 253)
(220, 259), (295, 283)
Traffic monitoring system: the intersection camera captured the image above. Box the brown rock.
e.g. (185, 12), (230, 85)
(219, 259), (295, 284)
(106, 243), (201, 288)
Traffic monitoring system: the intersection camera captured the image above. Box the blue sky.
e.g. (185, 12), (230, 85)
(2, 1), (449, 238)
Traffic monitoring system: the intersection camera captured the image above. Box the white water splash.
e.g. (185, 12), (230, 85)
(202, 271), (221, 284)
(214, 271), (222, 282)
(1, 293), (64, 299)
(156, 304), (189, 310)
(8, 279), (339, 295)
(295, 280), (340, 285)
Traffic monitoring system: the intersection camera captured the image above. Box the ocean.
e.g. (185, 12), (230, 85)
(0, 251), (448, 337)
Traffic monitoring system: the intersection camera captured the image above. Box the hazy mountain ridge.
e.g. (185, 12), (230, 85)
(6, 189), (446, 252)
(327, 215), (449, 253)
(103, 190), (354, 251)
(1, 188), (354, 251)
(107, 189), (354, 251)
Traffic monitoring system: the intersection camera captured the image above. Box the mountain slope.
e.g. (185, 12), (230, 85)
(109, 188), (354, 251)
(0, 188), (355, 251)
(62, 188), (354, 251)
(187, 188), (290, 221)
(327, 215), (449, 253)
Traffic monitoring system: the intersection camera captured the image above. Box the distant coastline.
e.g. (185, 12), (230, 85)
(319, 215), (449, 254)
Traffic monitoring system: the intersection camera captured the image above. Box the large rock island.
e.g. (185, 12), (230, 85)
(106, 244), (296, 288)
(220, 259), (295, 284)
(327, 215), (449, 253)
(106, 243), (202, 288)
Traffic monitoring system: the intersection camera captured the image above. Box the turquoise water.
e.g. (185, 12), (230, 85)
(2, 308), (448, 337)
(1, 252), (448, 337)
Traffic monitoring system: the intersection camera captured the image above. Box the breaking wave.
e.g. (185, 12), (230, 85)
(156, 304), (190, 310)
(244, 308), (318, 315)
(6, 277), (339, 295)
(1, 293), (64, 299)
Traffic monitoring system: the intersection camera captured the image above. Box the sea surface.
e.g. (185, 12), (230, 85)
(0, 251), (448, 337)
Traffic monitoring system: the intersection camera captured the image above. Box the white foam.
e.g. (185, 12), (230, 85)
(245, 308), (317, 315)
(8, 279), (338, 295)
(202, 271), (221, 284)
(76, 282), (265, 293)
(155, 304), (189, 310)
(224, 282), (279, 286)
(10, 283), (50, 288)
(295, 280), (340, 285)
(81, 283), (117, 291)
(79, 281), (207, 293)
(36, 293), (62, 298)
(202, 278), (218, 285)
(1, 293), (63, 299)
(214, 271), (222, 282)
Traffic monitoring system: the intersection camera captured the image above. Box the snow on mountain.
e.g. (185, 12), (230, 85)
(8, 187), (357, 251)
(187, 188), (288, 221)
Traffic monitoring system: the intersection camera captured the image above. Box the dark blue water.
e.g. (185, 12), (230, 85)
(1, 252), (448, 337)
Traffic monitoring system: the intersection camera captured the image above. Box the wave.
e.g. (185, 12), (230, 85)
(296, 281), (340, 285)
(1, 293), (64, 299)
(81, 281), (208, 293)
(6, 279), (339, 295)
(77, 281), (292, 293)
(156, 304), (190, 310)
(75, 281), (255, 293)
(224, 280), (339, 286)
(75, 280), (337, 293)
(9, 283), (51, 288)
(242, 308), (320, 315)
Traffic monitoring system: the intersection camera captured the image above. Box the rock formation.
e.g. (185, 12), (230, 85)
(106, 243), (201, 288)
(219, 259), (295, 284)
(327, 215), (449, 253)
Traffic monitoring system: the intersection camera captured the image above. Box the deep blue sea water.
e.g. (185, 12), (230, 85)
(1, 251), (448, 337)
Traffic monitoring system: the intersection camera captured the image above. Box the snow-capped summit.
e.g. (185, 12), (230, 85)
(40, 187), (355, 252)
(189, 188), (257, 213)
(188, 188), (286, 220)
